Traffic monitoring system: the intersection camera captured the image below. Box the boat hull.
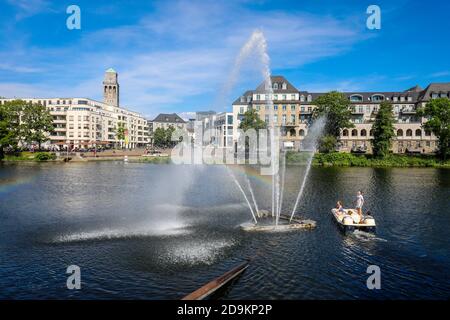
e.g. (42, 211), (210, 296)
(331, 208), (376, 233)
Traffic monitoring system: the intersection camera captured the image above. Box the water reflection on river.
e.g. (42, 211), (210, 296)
(0, 162), (449, 299)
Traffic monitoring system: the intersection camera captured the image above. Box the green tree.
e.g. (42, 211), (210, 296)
(312, 91), (354, 138)
(21, 101), (54, 150)
(165, 126), (177, 147)
(116, 122), (126, 148)
(238, 108), (267, 131)
(417, 98), (450, 160)
(371, 101), (395, 158)
(153, 127), (167, 148)
(0, 101), (21, 159)
(318, 135), (337, 153)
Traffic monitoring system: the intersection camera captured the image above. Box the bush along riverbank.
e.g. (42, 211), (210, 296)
(286, 151), (450, 168)
(2, 151), (57, 162)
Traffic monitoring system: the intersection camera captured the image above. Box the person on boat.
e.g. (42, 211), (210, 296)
(355, 191), (364, 220)
(336, 201), (345, 215)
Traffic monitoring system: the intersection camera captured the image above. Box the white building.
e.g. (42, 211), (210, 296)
(0, 69), (149, 149)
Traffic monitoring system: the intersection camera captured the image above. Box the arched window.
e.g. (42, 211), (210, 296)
(425, 130), (431, 136)
(369, 129), (373, 136)
(273, 83), (278, 89)
(307, 95), (312, 102)
(299, 129), (305, 136)
(289, 129), (296, 137)
(351, 129), (358, 137)
(361, 129), (367, 136)
(342, 129), (349, 136)
(415, 129), (421, 136)
(349, 94), (363, 102)
(371, 94), (385, 102)
(282, 82), (287, 90)
(397, 129), (403, 136)
(406, 129), (412, 136)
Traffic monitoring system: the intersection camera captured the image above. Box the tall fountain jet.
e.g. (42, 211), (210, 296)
(224, 30), (324, 230)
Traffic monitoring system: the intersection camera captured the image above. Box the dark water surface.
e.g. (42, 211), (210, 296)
(0, 162), (449, 299)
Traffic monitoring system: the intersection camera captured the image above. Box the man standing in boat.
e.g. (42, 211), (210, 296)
(355, 191), (364, 218)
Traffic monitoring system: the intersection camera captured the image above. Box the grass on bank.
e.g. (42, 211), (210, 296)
(2, 151), (57, 162)
(285, 151), (450, 168)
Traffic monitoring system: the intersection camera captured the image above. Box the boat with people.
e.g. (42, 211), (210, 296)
(330, 208), (376, 232)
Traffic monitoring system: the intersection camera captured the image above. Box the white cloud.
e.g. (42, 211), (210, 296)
(0, 0), (369, 117)
(6, 0), (54, 20)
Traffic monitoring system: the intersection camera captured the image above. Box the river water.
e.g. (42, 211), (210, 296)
(0, 162), (449, 299)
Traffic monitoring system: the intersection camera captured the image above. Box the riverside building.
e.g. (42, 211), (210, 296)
(0, 68), (149, 149)
(232, 76), (448, 154)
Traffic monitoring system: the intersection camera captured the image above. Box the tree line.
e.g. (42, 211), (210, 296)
(238, 92), (450, 160)
(0, 100), (54, 159)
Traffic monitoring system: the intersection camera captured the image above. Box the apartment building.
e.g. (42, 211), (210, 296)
(0, 69), (149, 149)
(197, 112), (233, 147)
(232, 76), (448, 154)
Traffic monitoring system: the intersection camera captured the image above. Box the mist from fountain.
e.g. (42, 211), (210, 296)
(222, 30), (324, 228)
(289, 116), (326, 222)
(221, 30), (277, 224)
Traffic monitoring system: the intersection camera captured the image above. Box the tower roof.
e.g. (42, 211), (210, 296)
(106, 68), (117, 73)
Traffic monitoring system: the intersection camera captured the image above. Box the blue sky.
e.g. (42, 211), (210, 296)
(1, 0), (449, 119)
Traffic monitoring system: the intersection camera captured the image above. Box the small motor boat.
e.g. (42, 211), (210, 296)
(331, 208), (376, 232)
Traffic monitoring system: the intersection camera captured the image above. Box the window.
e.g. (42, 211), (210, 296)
(282, 105), (286, 111)
(273, 83), (278, 90)
(274, 105), (278, 110)
(274, 95), (278, 100)
(299, 129), (305, 136)
(69, 116), (74, 121)
(274, 115), (278, 123)
(369, 129), (373, 136)
(361, 129), (367, 136)
(415, 129), (421, 136)
(282, 82), (287, 90)
(282, 115), (286, 125)
(351, 129), (358, 137)
(406, 129), (412, 137)
(256, 94), (260, 100)
(282, 95), (286, 100)
(265, 115), (269, 123)
(372, 95), (384, 102)
(291, 105), (295, 111)
(342, 129), (349, 136)
(291, 94), (295, 100)
(290, 115), (295, 123)
(397, 129), (403, 136)
(350, 95), (363, 102)
(307, 95), (312, 102)
(300, 106), (305, 112)
(300, 95), (305, 102)
(240, 107), (244, 114)
(425, 130), (431, 136)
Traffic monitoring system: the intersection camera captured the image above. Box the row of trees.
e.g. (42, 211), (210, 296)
(238, 92), (450, 160)
(0, 100), (54, 159)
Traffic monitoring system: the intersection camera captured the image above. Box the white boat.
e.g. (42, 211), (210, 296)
(331, 208), (376, 232)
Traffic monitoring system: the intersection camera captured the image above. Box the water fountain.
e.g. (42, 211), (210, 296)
(222, 30), (325, 231)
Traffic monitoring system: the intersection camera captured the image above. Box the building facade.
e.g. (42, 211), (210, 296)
(0, 69), (149, 149)
(232, 76), (448, 154)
